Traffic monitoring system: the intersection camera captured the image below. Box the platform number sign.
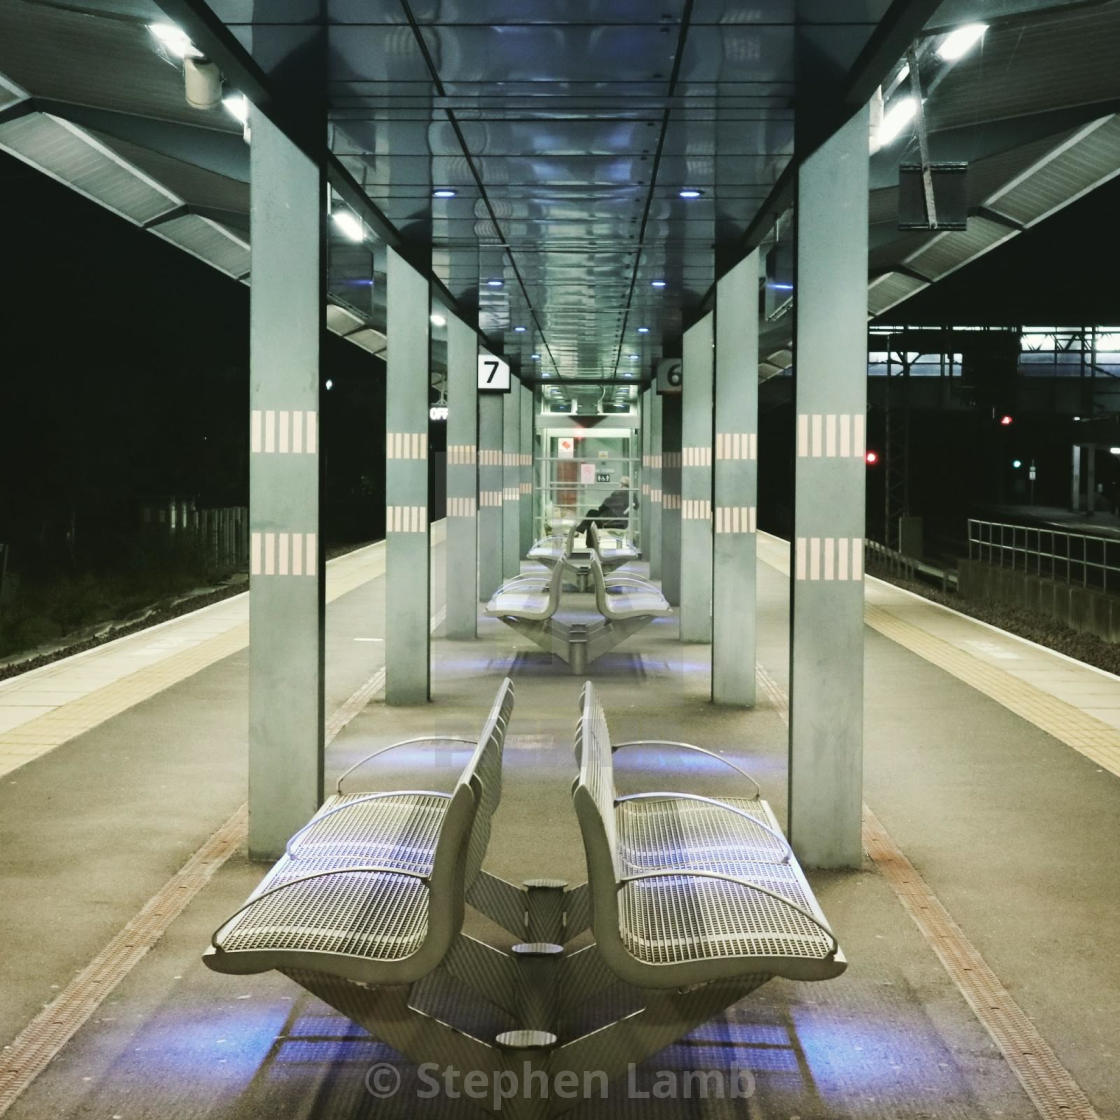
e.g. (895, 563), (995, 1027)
(478, 353), (511, 392)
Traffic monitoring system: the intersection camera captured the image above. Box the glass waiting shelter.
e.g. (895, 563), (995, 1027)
(533, 385), (641, 545)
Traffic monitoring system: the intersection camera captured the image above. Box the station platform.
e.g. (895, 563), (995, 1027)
(1, 524), (1118, 1119)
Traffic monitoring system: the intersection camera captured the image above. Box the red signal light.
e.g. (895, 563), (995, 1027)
(865, 450), (880, 465)
(999, 414), (1013, 426)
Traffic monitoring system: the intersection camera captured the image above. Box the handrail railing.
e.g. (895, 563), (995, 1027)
(967, 518), (1120, 592)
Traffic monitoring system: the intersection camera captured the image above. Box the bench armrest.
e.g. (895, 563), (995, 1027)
(615, 791), (790, 861)
(336, 737), (477, 793)
(611, 741), (761, 798)
(287, 790), (452, 858)
(212, 865), (431, 950)
(617, 869), (838, 956)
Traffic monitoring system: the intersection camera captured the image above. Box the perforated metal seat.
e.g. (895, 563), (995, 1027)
(485, 561), (566, 621)
(616, 796), (792, 872)
(573, 682), (846, 989)
(204, 678), (515, 986)
(589, 554), (670, 621)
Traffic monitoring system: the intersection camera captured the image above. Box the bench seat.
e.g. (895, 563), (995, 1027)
(573, 682), (846, 989)
(590, 554), (670, 621)
(205, 678), (515, 986)
(485, 562), (565, 622)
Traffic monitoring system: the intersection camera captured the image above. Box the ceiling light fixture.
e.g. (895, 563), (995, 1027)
(148, 22), (202, 59)
(678, 188), (703, 199)
(430, 313), (446, 327)
(637, 326), (650, 334)
(651, 279), (667, 288)
(432, 188), (457, 199)
(878, 97), (917, 146)
(531, 353), (540, 360)
(514, 325), (527, 332)
(937, 22), (988, 61)
(332, 210), (364, 242)
(486, 278), (504, 288)
(629, 354), (639, 360)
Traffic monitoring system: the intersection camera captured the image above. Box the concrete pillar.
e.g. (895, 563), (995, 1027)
(712, 253), (759, 706)
(520, 382), (534, 552)
(640, 389), (652, 554)
(478, 391), (504, 599)
(445, 313), (478, 639)
(649, 390), (664, 579)
(1071, 444), (1081, 511)
(788, 104), (870, 869)
(503, 383), (522, 577)
(680, 314), (714, 642)
(661, 395), (682, 605)
(247, 107), (325, 859)
(385, 248), (431, 705)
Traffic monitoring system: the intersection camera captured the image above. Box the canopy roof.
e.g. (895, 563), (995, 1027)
(1, 0), (1117, 390)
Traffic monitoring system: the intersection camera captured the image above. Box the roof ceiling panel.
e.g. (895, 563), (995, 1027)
(0, 111), (179, 225)
(986, 115), (1120, 227)
(152, 213), (249, 277)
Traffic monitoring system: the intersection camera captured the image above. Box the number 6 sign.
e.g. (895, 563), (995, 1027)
(478, 352), (511, 391)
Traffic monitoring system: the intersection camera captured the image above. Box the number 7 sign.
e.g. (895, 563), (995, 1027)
(478, 352), (511, 391)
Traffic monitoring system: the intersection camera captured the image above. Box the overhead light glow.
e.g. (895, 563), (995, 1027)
(325, 379), (334, 391)
(531, 353), (540, 360)
(222, 94), (249, 124)
(1111, 447), (1120, 456)
(879, 97), (917, 146)
(637, 326), (650, 334)
(514, 325), (527, 332)
(430, 313), (446, 327)
(432, 188), (457, 199)
(148, 22), (202, 59)
(332, 210), (364, 242)
(937, 23), (988, 61)
(629, 354), (639, 360)
(1012, 459), (1022, 469)
(486, 278), (504, 288)
(651, 279), (667, 288)
(769, 282), (793, 291)
(678, 188), (703, 199)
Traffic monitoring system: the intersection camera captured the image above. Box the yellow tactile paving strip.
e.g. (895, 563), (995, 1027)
(757, 532), (1120, 780)
(864, 602), (1120, 776)
(0, 528), (413, 776)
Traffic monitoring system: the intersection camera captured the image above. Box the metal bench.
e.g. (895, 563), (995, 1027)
(487, 554), (669, 673)
(572, 682), (846, 991)
(204, 677), (514, 990)
(586, 521), (641, 569)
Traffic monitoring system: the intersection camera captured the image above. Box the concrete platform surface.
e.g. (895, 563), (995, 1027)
(1, 525), (1118, 1119)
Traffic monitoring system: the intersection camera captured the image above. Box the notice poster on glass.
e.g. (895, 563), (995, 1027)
(558, 437), (575, 459)
(579, 462), (596, 485)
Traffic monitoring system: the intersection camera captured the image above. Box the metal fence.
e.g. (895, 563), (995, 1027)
(967, 518), (1120, 592)
(142, 502), (249, 571)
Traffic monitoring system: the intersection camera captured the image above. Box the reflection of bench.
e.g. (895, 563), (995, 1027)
(526, 525), (578, 568)
(486, 554), (670, 672)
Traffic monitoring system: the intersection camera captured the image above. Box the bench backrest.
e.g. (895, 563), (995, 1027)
(456, 676), (515, 889)
(572, 683), (626, 951)
(587, 552), (617, 619)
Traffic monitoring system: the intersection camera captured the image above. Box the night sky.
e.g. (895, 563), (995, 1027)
(1, 148), (1117, 572)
